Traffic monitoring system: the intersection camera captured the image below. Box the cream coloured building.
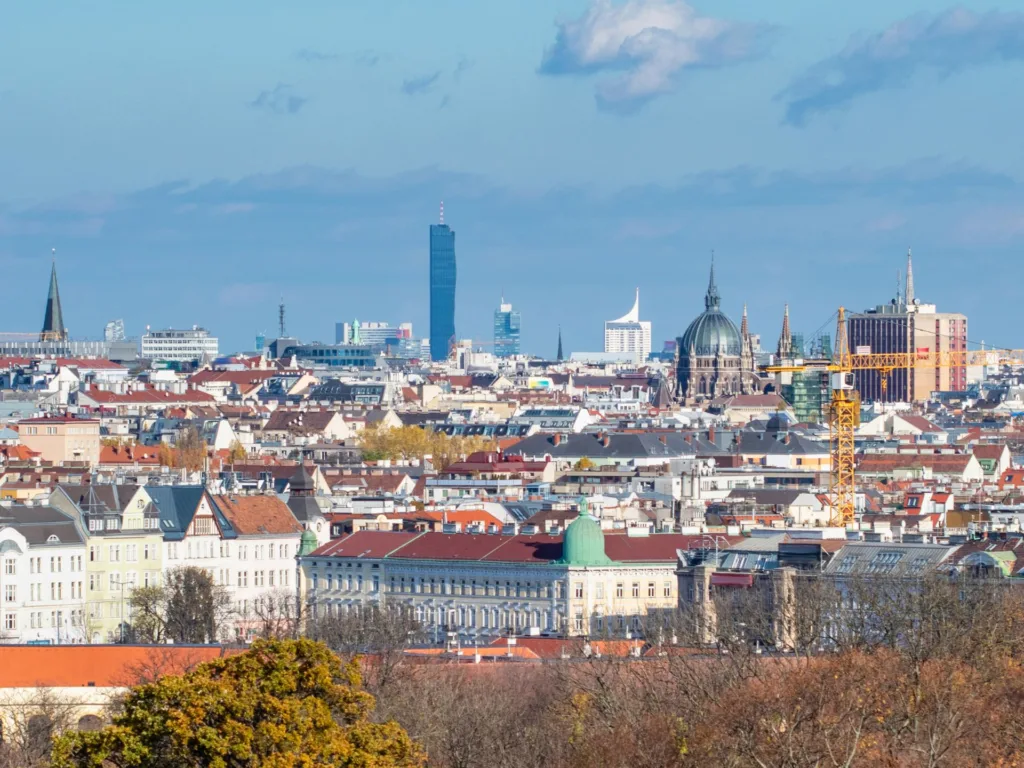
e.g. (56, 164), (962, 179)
(17, 415), (100, 466)
(301, 507), (715, 641)
(49, 484), (164, 643)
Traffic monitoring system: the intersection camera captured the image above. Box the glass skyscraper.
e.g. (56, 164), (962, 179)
(494, 299), (521, 357)
(429, 223), (457, 361)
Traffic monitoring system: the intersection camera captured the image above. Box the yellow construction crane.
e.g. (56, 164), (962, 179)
(766, 308), (1024, 526)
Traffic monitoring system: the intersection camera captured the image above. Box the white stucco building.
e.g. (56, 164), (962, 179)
(0, 503), (87, 644)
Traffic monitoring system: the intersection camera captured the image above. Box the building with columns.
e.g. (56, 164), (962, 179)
(301, 504), (739, 641)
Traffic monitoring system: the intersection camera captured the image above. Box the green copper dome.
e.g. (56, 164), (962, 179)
(561, 498), (612, 566)
(298, 528), (319, 557)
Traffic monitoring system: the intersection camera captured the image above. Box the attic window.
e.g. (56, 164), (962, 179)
(46, 534), (59, 543)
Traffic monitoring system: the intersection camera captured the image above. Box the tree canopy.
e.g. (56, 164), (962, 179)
(357, 425), (496, 471)
(51, 638), (424, 768)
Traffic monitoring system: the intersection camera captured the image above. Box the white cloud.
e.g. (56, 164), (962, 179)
(778, 7), (1024, 126)
(540, 0), (769, 112)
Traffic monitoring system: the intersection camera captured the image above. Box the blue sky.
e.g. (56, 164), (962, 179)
(2, 1), (1024, 355)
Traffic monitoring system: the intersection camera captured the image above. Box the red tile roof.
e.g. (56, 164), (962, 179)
(82, 387), (215, 405)
(309, 531), (741, 565)
(312, 531), (422, 558)
(0, 645), (236, 688)
(898, 415), (944, 433)
(211, 494), (303, 535)
(99, 444), (162, 465)
(19, 414), (100, 424)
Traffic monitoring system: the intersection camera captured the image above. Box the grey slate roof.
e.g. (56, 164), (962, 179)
(505, 432), (718, 461)
(146, 486), (234, 541)
(0, 504), (83, 547)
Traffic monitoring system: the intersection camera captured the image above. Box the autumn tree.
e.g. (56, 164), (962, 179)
(51, 638), (425, 768)
(573, 457), (595, 470)
(307, 605), (426, 695)
(175, 425), (207, 472)
(227, 439), (247, 462)
(357, 425), (496, 471)
(128, 566), (232, 644)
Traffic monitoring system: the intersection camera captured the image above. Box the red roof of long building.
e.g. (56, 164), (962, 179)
(309, 530), (742, 564)
(0, 645), (237, 688)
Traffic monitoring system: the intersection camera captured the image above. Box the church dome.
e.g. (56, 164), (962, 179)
(678, 261), (741, 357)
(561, 498), (612, 566)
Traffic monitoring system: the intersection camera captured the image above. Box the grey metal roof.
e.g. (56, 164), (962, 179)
(824, 542), (955, 577)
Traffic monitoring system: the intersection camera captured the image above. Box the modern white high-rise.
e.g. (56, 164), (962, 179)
(141, 326), (219, 363)
(604, 288), (651, 363)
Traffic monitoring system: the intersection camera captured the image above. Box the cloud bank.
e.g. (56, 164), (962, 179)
(249, 83), (308, 115)
(779, 7), (1024, 126)
(539, 0), (770, 112)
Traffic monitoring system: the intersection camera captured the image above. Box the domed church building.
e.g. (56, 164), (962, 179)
(675, 260), (761, 401)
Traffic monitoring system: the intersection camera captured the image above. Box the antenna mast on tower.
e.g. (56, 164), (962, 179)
(278, 297), (286, 338)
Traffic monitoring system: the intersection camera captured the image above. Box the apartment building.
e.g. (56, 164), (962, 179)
(50, 484), (164, 643)
(0, 503), (86, 644)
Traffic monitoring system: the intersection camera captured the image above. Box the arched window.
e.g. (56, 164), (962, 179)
(78, 714), (103, 732)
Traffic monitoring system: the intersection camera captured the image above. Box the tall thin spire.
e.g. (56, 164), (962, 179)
(556, 326), (564, 362)
(40, 249), (68, 342)
(704, 252), (721, 311)
(777, 304), (792, 359)
(278, 297), (286, 338)
(905, 248), (914, 305)
(439, 200), (444, 225)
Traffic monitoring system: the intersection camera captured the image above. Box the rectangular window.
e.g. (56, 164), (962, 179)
(574, 582), (583, 599)
(595, 582), (604, 600)
(648, 582), (656, 598)
(126, 545), (138, 562)
(616, 583), (624, 599)
(3, 560), (13, 576)
(663, 582), (672, 598)
(632, 583), (640, 598)
(4, 585), (15, 602)
(4, 613), (15, 631)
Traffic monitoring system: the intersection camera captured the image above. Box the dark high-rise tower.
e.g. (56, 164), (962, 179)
(429, 202), (457, 361)
(40, 255), (68, 342)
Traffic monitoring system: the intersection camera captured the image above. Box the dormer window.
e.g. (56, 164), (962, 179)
(46, 534), (59, 544)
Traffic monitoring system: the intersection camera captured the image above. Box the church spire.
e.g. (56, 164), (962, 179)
(704, 252), (721, 311)
(905, 248), (915, 305)
(740, 303), (749, 340)
(777, 304), (793, 359)
(40, 250), (68, 343)
(556, 326), (564, 362)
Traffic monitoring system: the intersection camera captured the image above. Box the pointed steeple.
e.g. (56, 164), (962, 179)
(740, 303), (749, 340)
(777, 304), (793, 359)
(905, 248), (915, 305)
(40, 252), (68, 342)
(556, 326), (564, 362)
(704, 252), (721, 311)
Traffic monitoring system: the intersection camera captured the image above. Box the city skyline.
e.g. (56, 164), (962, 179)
(2, 2), (1024, 353)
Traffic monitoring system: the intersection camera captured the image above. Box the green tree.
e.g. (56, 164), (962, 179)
(52, 638), (425, 768)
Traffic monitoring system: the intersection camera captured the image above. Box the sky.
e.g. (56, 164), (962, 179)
(2, 0), (1024, 355)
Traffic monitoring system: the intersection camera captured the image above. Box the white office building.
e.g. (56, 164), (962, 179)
(604, 289), (651, 364)
(141, 326), (219, 363)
